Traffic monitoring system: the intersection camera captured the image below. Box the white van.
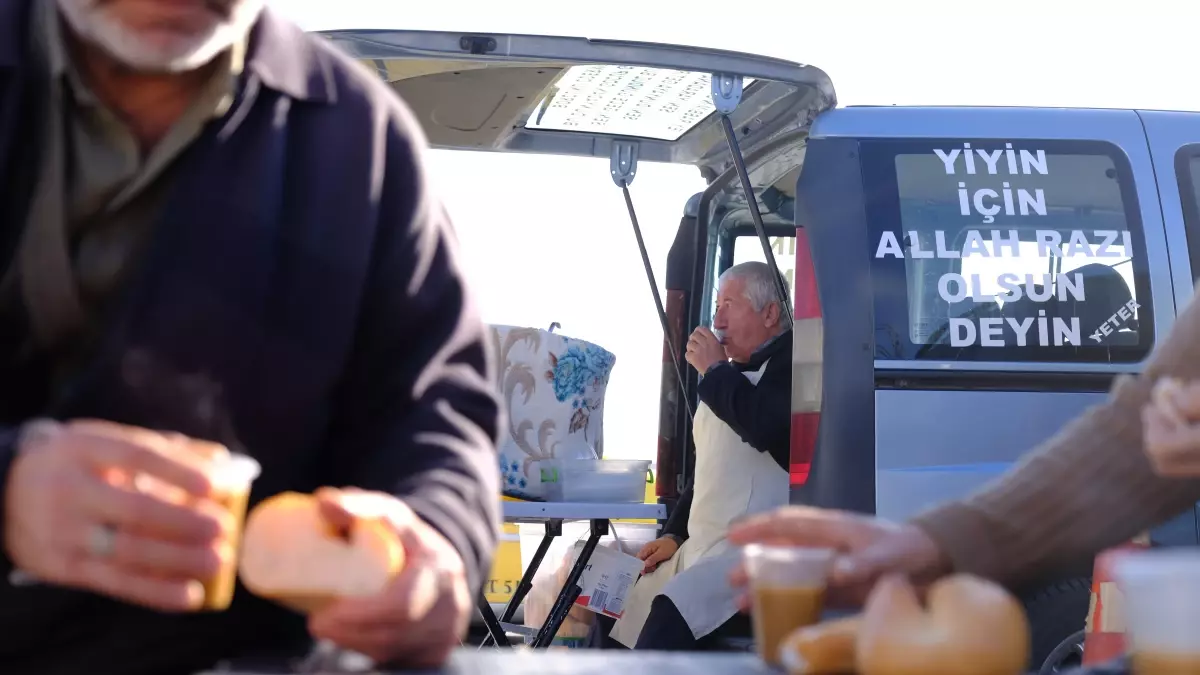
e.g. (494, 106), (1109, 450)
(318, 29), (1200, 669)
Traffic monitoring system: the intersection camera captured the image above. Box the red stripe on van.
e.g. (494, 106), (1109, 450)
(790, 411), (819, 486)
(790, 228), (821, 487)
(794, 228), (821, 320)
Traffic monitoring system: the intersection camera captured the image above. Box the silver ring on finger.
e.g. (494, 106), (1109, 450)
(88, 523), (118, 559)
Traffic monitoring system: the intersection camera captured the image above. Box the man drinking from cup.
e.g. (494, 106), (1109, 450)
(591, 261), (796, 650)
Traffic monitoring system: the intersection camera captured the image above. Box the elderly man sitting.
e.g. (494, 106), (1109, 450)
(591, 260), (794, 651)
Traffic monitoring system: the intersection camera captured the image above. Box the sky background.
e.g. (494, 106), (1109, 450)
(272, 0), (1200, 464)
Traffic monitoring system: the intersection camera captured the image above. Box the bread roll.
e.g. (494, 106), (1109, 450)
(779, 615), (861, 674)
(239, 492), (405, 613)
(857, 574), (1029, 675)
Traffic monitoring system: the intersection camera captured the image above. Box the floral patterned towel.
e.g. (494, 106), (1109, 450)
(489, 325), (616, 500)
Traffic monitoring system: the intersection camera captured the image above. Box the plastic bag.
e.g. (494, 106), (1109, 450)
(522, 523), (657, 641)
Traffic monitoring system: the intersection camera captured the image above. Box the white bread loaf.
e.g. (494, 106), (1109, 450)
(857, 574), (1029, 675)
(779, 614), (861, 674)
(238, 492), (404, 613)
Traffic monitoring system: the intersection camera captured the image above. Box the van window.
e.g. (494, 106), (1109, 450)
(731, 234), (798, 303)
(1173, 145), (1200, 283)
(861, 139), (1153, 363)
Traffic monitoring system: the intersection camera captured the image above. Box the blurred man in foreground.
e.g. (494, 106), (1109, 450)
(0, 1), (501, 673)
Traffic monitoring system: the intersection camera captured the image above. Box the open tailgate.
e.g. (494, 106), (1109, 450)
(318, 29), (835, 180)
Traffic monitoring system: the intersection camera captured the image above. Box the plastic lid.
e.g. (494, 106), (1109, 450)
(206, 452), (262, 490)
(743, 544), (835, 585)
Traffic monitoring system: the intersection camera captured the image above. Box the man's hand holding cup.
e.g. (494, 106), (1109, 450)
(3, 419), (258, 613)
(685, 326), (728, 374)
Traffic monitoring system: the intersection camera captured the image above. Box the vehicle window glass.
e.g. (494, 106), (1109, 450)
(730, 233), (797, 305)
(1172, 146), (1200, 283)
(862, 140), (1152, 363)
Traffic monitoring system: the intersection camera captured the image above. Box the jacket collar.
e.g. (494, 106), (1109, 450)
(245, 7), (336, 104)
(0, 1), (334, 104)
(734, 328), (793, 372)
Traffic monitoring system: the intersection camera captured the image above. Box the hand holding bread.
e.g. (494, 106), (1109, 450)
(238, 487), (470, 668)
(238, 491), (405, 613)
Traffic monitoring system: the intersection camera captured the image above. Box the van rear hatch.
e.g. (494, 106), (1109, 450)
(319, 28), (837, 493)
(317, 30), (835, 181)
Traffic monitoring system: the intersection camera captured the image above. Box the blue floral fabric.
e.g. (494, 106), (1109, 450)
(495, 330), (617, 501)
(546, 344), (616, 440)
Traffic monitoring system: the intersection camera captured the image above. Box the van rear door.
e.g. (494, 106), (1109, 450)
(1138, 111), (1200, 306)
(795, 107), (1178, 520)
(1136, 109), (1200, 547)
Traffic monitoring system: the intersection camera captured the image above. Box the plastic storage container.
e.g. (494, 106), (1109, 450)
(539, 459), (650, 503)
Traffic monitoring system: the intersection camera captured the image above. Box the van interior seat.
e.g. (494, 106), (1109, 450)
(1056, 263), (1136, 347)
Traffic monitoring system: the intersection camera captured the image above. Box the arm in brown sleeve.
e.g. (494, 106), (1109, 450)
(910, 296), (1200, 589)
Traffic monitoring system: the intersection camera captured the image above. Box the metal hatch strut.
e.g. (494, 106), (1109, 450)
(711, 74), (795, 326)
(607, 72), (792, 421)
(610, 142), (694, 419)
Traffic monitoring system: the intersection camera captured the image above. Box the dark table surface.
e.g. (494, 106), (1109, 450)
(198, 648), (779, 674)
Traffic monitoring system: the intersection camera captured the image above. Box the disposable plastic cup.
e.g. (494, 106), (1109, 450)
(197, 451), (261, 611)
(743, 544), (835, 666)
(1113, 548), (1200, 675)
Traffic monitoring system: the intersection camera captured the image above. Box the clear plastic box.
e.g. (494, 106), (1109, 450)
(538, 459), (651, 503)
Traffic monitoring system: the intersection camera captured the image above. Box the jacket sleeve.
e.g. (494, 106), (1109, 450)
(662, 484), (693, 541)
(911, 294), (1200, 589)
(322, 98), (503, 595)
(696, 357), (790, 469)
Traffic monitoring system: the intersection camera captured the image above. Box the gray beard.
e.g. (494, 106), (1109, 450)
(53, 0), (263, 74)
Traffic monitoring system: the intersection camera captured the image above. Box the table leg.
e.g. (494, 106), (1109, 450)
(480, 519), (563, 648)
(531, 518), (609, 648)
(502, 519), (561, 622)
(476, 591), (511, 648)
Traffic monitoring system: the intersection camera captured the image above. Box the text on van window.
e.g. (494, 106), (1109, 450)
(862, 139), (1153, 363)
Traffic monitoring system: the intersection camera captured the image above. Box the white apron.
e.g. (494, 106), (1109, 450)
(610, 360), (789, 646)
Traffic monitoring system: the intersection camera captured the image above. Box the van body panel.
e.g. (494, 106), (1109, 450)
(1137, 110), (1200, 307)
(874, 389), (1105, 521)
(792, 136), (875, 513)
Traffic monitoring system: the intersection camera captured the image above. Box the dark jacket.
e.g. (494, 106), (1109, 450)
(0, 3), (502, 674)
(663, 329), (792, 541)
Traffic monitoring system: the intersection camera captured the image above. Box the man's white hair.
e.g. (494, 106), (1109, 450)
(718, 261), (793, 328)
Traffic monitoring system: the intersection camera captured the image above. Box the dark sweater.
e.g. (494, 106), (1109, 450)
(0, 5), (501, 674)
(663, 329), (793, 541)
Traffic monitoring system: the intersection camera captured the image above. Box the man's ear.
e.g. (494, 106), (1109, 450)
(764, 302), (781, 328)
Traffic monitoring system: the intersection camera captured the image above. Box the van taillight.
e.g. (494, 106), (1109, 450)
(791, 228), (822, 486)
